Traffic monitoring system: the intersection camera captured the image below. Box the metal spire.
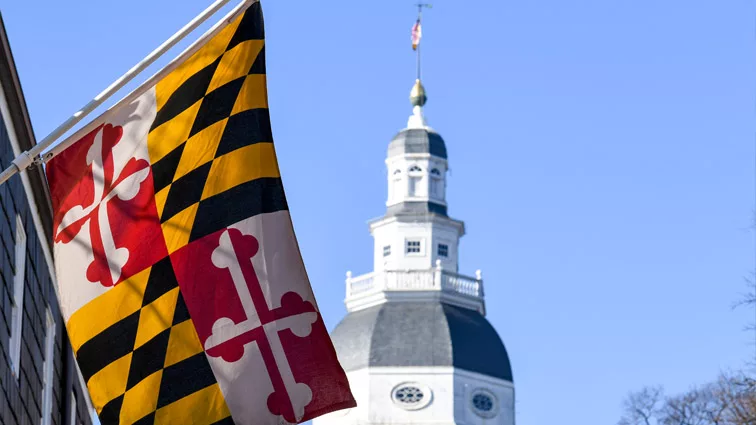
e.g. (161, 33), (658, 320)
(414, 3), (432, 82)
(408, 4), (432, 129)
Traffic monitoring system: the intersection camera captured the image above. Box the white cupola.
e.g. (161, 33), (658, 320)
(315, 77), (515, 425)
(369, 79), (466, 281)
(386, 80), (447, 207)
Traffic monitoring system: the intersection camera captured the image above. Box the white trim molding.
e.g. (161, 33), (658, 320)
(9, 213), (26, 379)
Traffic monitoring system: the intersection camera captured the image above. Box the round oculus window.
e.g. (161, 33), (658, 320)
(395, 386), (424, 404)
(391, 383), (433, 410)
(470, 389), (498, 418)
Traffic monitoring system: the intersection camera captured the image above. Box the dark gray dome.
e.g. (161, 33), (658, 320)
(388, 129), (447, 159)
(330, 302), (513, 382)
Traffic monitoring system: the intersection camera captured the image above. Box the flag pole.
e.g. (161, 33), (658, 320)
(0, 0), (254, 187)
(45, 0), (255, 162)
(414, 3), (431, 81)
(416, 4), (421, 81)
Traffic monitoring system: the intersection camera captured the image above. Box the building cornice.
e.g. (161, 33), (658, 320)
(368, 213), (465, 237)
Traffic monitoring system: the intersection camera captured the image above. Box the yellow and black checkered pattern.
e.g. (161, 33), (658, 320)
(148, 2), (287, 256)
(66, 3), (287, 424)
(68, 257), (232, 425)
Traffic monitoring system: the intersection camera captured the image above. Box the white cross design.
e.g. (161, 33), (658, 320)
(55, 126), (150, 287)
(205, 228), (316, 422)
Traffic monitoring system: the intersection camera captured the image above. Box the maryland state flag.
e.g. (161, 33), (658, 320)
(45, 3), (355, 424)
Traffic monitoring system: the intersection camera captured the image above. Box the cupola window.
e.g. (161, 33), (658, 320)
(383, 245), (391, 257)
(437, 243), (449, 257)
(429, 168), (443, 199)
(406, 239), (422, 254)
(408, 165), (423, 197)
(408, 178), (417, 196)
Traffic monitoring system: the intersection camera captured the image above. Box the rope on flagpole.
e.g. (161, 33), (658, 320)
(0, 0), (256, 187)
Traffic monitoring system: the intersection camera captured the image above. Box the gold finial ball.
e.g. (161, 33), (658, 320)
(410, 79), (427, 107)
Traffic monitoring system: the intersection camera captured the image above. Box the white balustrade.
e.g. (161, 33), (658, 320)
(345, 268), (483, 300)
(347, 271), (377, 296)
(441, 271), (482, 297)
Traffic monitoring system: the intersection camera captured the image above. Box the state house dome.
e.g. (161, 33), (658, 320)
(330, 302), (514, 382)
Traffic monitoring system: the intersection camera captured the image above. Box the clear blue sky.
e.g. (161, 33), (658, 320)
(1, 0), (755, 423)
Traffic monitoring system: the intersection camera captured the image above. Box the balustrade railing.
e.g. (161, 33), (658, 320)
(345, 266), (483, 300)
(441, 271), (484, 297)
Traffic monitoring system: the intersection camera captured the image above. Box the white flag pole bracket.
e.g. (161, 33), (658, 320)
(0, 0), (256, 187)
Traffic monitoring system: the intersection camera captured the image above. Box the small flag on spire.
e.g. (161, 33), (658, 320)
(411, 18), (422, 50)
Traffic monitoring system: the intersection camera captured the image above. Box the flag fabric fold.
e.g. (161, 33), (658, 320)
(45, 2), (355, 424)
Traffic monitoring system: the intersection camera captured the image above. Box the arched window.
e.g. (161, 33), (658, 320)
(391, 170), (402, 201)
(430, 168), (443, 199)
(407, 165), (422, 197)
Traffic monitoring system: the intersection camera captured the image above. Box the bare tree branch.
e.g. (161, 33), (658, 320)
(620, 375), (756, 425)
(619, 387), (664, 425)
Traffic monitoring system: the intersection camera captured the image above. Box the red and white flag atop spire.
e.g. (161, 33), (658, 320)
(411, 18), (422, 50)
